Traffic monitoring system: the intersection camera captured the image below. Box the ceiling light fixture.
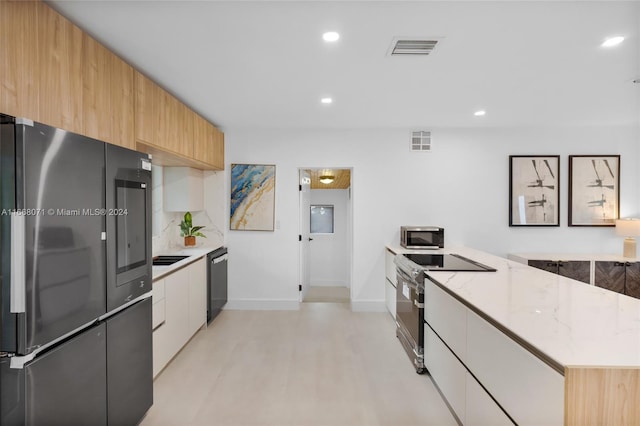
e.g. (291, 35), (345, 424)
(602, 36), (624, 47)
(319, 175), (335, 184)
(321, 97), (333, 104)
(474, 110), (486, 116)
(323, 32), (340, 42)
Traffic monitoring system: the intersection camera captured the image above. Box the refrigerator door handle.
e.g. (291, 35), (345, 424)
(11, 214), (26, 313)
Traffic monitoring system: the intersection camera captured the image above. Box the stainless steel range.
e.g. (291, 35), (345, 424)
(394, 253), (495, 374)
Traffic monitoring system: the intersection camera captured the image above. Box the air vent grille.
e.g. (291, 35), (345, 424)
(392, 39), (438, 55)
(411, 131), (431, 152)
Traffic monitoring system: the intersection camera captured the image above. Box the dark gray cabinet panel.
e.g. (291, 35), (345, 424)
(558, 261), (590, 284)
(594, 262), (626, 294)
(594, 261), (640, 299)
(528, 260), (590, 284)
(624, 262), (640, 299)
(528, 260), (558, 274)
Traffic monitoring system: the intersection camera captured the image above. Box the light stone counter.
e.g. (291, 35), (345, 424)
(152, 246), (222, 281)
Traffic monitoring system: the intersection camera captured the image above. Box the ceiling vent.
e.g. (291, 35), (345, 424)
(390, 38), (440, 56)
(411, 131), (431, 152)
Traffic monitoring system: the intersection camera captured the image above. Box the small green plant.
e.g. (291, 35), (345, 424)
(179, 212), (206, 238)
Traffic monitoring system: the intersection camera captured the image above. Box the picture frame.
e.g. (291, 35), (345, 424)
(230, 164), (276, 231)
(568, 155), (620, 227)
(509, 155), (560, 226)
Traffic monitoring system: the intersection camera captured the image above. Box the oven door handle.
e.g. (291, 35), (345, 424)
(396, 266), (422, 284)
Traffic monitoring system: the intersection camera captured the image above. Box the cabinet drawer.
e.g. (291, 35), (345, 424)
(425, 324), (466, 423)
(466, 310), (564, 425)
(385, 249), (397, 284)
(466, 372), (514, 426)
(153, 278), (165, 301)
(425, 279), (467, 361)
(152, 298), (165, 330)
(385, 278), (396, 319)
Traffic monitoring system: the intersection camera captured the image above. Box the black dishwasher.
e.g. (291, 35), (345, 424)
(207, 247), (228, 323)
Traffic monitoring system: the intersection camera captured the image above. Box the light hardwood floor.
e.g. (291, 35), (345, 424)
(141, 303), (457, 426)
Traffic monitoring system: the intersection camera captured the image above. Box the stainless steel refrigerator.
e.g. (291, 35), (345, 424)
(0, 114), (153, 425)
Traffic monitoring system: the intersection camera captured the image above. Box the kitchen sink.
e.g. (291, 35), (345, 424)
(152, 255), (190, 266)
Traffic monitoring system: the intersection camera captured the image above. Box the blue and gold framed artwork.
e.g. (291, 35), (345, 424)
(230, 164), (276, 231)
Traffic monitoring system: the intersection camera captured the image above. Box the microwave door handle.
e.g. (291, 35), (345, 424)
(10, 214), (26, 313)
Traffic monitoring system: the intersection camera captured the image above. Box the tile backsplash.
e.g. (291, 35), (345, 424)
(152, 165), (225, 255)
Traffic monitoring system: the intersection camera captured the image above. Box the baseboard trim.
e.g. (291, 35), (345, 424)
(225, 299), (300, 311)
(350, 300), (386, 312)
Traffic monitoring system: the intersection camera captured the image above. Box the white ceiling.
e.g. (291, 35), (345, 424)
(48, 1), (640, 131)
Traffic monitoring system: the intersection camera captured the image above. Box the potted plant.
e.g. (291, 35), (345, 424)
(179, 211), (206, 246)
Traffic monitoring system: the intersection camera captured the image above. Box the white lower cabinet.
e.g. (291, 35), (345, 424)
(384, 278), (396, 319)
(152, 278), (166, 330)
(425, 325), (467, 423)
(384, 249), (397, 319)
(425, 279), (562, 425)
(152, 258), (207, 378)
(425, 279), (466, 361)
(188, 258), (207, 334)
(465, 310), (564, 425)
(465, 372), (514, 426)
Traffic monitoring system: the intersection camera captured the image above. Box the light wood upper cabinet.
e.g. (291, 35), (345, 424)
(108, 52), (135, 149)
(134, 71), (156, 145)
(193, 112), (224, 169)
(0, 0), (39, 120)
(135, 72), (193, 158)
(134, 70), (223, 170)
(82, 34), (110, 142)
(82, 34), (135, 148)
(1, 1), (222, 165)
(37, 0), (84, 134)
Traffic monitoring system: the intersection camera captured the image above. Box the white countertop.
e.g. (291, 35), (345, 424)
(152, 246), (222, 281)
(388, 245), (640, 370)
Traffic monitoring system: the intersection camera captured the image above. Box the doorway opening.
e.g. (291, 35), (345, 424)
(298, 168), (353, 304)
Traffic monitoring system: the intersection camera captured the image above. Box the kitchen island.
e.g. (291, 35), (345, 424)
(388, 245), (640, 425)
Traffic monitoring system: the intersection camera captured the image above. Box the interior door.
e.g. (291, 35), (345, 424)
(298, 170), (311, 302)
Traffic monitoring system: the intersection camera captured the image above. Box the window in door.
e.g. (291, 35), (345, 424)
(310, 205), (334, 234)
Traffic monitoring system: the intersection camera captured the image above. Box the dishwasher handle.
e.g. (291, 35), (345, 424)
(212, 254), (228, 264)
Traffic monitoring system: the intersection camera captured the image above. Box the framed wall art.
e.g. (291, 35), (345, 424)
(568, 155), (619, 226)
(230, 164), (276, 231)
(509, 155), (560, 226)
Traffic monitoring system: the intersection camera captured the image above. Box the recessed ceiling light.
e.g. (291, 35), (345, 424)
(474, 110), (486, 116)
(321, 97), (333, 104)
(323, 32), (340, 42)
(602, 36), (624, 47)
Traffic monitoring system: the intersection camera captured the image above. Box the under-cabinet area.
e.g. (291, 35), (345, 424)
(509, 253), (640, 299)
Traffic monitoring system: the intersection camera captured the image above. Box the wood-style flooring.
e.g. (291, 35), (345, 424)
(303, 286), (350, 303)
(141, 303), (457, 426)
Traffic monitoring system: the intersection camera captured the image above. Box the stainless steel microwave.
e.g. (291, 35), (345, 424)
(400, 226), (444, 249)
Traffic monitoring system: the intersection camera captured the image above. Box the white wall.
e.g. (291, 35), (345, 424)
(225, 126), (640, 311)
(152, 165), (226, 254)
(309, 189), (350, 288)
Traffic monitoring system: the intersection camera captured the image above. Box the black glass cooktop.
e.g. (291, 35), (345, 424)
(404, 253), (496, 272)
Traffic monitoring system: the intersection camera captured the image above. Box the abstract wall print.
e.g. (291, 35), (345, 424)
(230, 164), (276, 231)
(569, 155), (620, 226)
(509, 155), (560, 226)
